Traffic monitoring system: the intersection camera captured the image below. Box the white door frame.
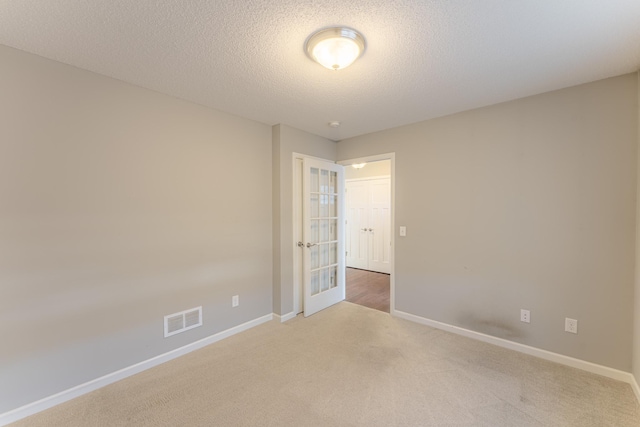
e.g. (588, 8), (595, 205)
(337, 153), (396, 315)
(293, 156), (303, 315)
(293, 152), (395, 316)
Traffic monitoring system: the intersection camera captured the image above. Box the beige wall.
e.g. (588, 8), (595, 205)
(0, 45), (273, 412)
(272, 124), (336, 315)
(344, 160), (391, 180)
(337, 74), (638, 371)
(2, 38), (638, 415)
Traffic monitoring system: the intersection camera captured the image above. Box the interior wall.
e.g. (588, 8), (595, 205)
(272, 124), (337, 316)
(337, 74), (638, 371)
(0, 45), (273, 413)
(344, 160), (391, 180)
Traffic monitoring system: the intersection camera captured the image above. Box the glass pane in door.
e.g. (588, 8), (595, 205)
(321, 169), (329, 193)
(310, 168), (319, 193)
(320, 269), (329, 292)
(310, 220), (319, 243)
(311, 270), (320, 295)
(320, 194), (328, 217)
(330, 242), (337, 264)
(320, 244), (329, 267)
(310, 246), (319, 269)
(330, 171), (337, 193)
(329, 195), (336, 217)
(329, 219), (337, 241)
(330, 266), (337, 289)
(320, 220), (329, 242)
(310, 194), (319, 218)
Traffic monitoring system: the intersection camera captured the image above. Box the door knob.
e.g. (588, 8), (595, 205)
(306, 242), (317, 248)
(368, 228), (373, 232)
(297, 241), (304, 248)
(361, 228), (368, 232)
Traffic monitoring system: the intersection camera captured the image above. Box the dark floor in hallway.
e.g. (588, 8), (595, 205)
(345, 267), (390, 313)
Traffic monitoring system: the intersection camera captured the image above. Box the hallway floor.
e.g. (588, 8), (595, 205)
(345, 267), (390, 313)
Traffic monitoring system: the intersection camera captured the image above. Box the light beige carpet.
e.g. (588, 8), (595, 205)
(11, 302), (640, 426)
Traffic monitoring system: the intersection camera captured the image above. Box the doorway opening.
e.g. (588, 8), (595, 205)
(292, 152), (395, 318)
(344, 159), (391, 313)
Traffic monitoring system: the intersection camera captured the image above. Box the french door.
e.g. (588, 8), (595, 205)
(302, 158), (345, 317)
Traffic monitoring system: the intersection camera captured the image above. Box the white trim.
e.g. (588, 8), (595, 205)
(345, 175), (390, 182)
(273, 311), (297, 323)
(0, 313), (273, 426)
(339, 153), (396, 315)
(337, 153), (395, 167)
(292, 155), (303, 315)
(293, 152), (334, 162)
(394, 310), (638, 387)
(631, 375), (640, 404)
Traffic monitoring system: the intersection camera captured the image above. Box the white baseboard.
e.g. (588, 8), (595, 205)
(273, 311), (296, 323)
(631, 375), (640, 404)
(394, 310), (638, 399)
(0, 313), (273, 427)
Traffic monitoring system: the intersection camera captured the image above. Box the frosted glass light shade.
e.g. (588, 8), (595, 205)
(305, 27), (366, 70)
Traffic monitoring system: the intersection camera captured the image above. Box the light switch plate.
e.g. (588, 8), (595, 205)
(399, 226), (407, 237)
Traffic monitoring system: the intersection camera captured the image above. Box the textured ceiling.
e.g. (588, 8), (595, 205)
(1, 1), (639, 141)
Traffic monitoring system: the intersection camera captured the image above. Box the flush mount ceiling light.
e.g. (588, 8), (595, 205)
(305, 27), (366, 70)
(352, 163), (366, 169)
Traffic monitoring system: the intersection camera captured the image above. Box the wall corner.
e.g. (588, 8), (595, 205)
(272, 125), (282, 315)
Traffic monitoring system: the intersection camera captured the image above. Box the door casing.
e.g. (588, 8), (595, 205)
(338, 153), (396, 315)
(292, 152), (396, 316)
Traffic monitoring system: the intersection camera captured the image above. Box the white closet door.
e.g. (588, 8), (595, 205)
(345, 177), (391, 274)
(368, 178), (391, 274)
(346, 180), (369, 270)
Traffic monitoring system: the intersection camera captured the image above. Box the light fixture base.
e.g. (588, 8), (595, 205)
(305, 27), (366, 71)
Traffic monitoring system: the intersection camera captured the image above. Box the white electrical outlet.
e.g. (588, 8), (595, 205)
(520, 309), (530, 323)
(232, 295), (239, 308)
(565, 318), (578, 334)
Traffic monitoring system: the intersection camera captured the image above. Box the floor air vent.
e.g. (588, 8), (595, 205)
(164, 306), (202, 338)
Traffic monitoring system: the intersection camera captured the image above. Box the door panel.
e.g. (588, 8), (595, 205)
(346, 181), (369, 269)
(303, 158), (345, 317)
(345, 177), (391, 274)
(368, 178), (391, 274)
